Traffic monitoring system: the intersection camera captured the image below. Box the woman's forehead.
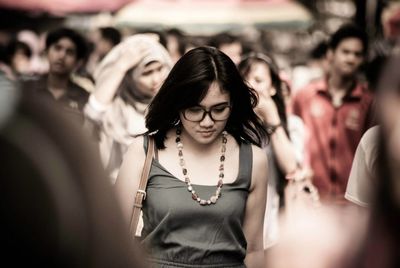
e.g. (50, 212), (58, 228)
(143, 61), (163, 70)
(199, 82), (230, 106)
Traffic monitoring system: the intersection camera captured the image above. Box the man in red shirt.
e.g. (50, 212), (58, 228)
(292, 24), (375, 203)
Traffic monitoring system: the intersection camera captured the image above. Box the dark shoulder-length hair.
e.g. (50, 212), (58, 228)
(238, 52), (289, 135)
(146, 46), (268, 149)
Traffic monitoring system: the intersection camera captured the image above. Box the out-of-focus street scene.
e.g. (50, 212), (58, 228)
(1, 0), (399, 267)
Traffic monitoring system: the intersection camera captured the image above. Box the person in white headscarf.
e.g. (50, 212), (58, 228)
(84, 34), (173, 182)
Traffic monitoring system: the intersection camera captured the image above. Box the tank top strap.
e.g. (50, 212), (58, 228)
(143, 135), (149, 153)
(142, 135), (158, 160)
(236, 141), (253, 189)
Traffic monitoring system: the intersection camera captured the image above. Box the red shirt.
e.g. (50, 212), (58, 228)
(292, 79), (375, 202)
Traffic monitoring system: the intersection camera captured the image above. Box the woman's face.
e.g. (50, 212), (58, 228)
(246, 61), (275, 96)
(134, 61), (168, 98)
(179, 82), (231, 145)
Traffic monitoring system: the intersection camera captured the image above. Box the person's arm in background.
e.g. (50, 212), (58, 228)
(84, 35), (152, 123)
(255, 89), (297, 175)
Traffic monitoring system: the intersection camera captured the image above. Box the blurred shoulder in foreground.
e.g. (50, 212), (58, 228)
(0, 87), (148, 268)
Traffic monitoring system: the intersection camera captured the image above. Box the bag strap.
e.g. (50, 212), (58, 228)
(130, 136), (155, 236)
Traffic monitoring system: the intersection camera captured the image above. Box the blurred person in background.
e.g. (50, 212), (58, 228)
(95, 27), (122, 62)
(344, 125), (379, 208)
(264, 28), (399, 268)
(0, 46), (15, 82)
(292, 24), (375, 205)
(84, 34), (172, 182)
(291, 41), (329, 94)
(0, 86), (148, 268)
(370, 2), (400, 62)
(344, 49), (391, 208)
(185, 35), (208, 53)
(24, 27), (90, 120)
(238, 52), (299, 249)
(116, 46), (268, 268)
(264, 202), (366, 268)
(338, 51), (400, 268)
(347, 53), (400, 268)
(5, 39), (32, 78)
(209, 32), (243, 65)
(17, 30), (49, 75)
(165, 28), (187, 64)
(86, 27), (121, 75)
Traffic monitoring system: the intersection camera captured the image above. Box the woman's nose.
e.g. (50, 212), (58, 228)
(151, 70), (163, 86)
(199, 112), (214, 127)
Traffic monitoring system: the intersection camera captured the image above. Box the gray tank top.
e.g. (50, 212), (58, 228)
(141, 136), (253, 268)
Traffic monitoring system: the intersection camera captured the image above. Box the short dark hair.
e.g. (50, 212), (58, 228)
(310, 41), (328, 60)
(146, 46), (268, 149)
(45, 27), (88, 61)
(208, 32), (241, 49)
(329, 24), (368, 54)
(99, 27), (121, 46)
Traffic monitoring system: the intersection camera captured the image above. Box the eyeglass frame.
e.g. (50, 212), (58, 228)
(182, 104), (232, 122)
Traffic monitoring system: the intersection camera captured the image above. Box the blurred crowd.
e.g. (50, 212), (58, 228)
(1, 2), (400, 268)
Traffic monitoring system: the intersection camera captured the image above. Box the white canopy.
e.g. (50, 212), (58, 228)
(114, 0), (313, 34)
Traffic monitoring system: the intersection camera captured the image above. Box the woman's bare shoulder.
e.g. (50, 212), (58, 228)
(250, 144), (268, 188)
(251, 144), (267, 166)
(125, 135), (146, 156)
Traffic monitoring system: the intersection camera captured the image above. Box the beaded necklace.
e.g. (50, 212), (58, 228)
(175, 128), (228, 206)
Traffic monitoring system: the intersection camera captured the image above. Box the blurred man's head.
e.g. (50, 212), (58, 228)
(209, 32), (243, 65)
(45, 28), (87, 76)
(166, 28), (187, 64)
(95, 27), (121, 60)
(327, 24), (368, 78)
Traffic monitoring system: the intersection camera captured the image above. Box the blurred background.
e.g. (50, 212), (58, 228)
(1, 1), (400, 267)
(0, 0), (397, 74)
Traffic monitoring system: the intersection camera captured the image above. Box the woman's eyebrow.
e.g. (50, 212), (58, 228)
(198, 102), (230, 109)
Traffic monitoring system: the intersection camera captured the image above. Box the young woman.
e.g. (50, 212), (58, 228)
(116, 47), (269, 267)
(238, 52), (299, 248)
(84, 35), (172, 181)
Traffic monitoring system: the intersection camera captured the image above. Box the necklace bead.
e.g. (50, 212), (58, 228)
(176, 129), (228, 206)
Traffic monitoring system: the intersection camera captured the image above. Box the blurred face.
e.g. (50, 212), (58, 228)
(219, 42), (242, 65)
(246, 61), (276, 96)
(167, 35), (181, 64)
(379, 90), (400, 162)
(329, 38), (364, 77)
(377, 64), (400, 204)
(96, 38), (113, 59)
(12, 49), (31, 74)
(47, 37), (79, 76)
(180, 82), (231, 145)
(134, 61), (168, 98)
